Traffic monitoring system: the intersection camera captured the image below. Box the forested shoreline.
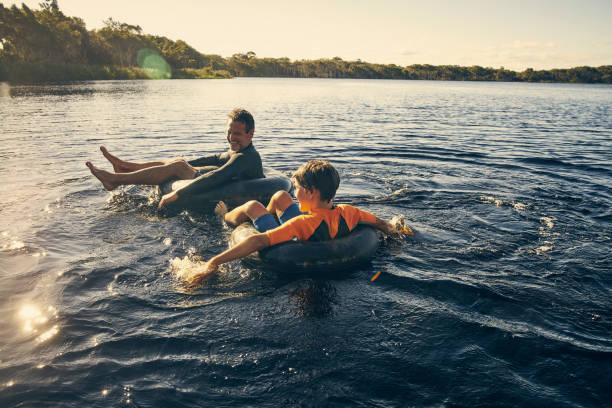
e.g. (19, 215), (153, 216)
(1, 1), (610, 84)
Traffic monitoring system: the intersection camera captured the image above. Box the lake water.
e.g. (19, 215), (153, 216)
(0, 78), (610, 407)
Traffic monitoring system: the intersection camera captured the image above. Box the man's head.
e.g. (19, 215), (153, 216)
(292, 160), (340, 204)
(226, 108), (254, 152)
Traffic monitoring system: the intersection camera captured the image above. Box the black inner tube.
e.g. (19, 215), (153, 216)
(159, 167), (292, 210)
(230, 222), (380, 272)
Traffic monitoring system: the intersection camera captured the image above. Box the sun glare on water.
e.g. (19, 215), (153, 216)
(18, 304), (60, 343)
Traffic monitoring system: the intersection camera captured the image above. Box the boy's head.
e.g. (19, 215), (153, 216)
(292, 160), (340, 203)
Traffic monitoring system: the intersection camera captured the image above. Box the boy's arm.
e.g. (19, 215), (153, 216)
(370, 216), (402, 237)
(187, 233), (271, 286)
(350, 206), (412, 236)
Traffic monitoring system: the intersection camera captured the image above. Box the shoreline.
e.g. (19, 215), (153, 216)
(2, 64), (611, 85)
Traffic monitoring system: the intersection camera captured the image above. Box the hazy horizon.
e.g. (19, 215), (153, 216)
(4, 0), (612, 71)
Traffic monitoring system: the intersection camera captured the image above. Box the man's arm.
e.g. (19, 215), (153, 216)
(187, 233), (271, 285)
(176, 153), (247, 199)
(187, 152), (226, 167)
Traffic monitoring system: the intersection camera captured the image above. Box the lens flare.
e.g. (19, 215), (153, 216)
(137, 48), (171, 79)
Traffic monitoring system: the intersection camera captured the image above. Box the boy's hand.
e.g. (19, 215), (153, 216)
(389, 215), (414, 235)
(186, 260), (218, 286)
(383, 222), (402, 238)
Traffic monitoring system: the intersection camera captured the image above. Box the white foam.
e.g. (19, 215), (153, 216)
(536, 245), (553, 255)
(169, 256), (208, 282)
(481, 196), (503, 207)
(390, 186), (410, 199)
(540, 217), (555, 230)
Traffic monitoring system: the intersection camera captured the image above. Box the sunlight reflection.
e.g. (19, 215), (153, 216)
(18, 304), (60, 343)
(3, 240), (25, 250)
(107, 274), (119, 295)
(36, 325), (59, 343)
(0, 82), (10, 97)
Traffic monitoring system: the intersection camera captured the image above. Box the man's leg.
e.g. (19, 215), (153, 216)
(86, 159), (197, 191)
(100, 146), (173, 173)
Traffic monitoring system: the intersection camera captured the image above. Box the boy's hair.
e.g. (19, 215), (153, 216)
(292, 160), (340, 202)
(228, 108), (254, 133)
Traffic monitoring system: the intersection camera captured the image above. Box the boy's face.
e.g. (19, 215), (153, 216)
(293, 179), (318, 212)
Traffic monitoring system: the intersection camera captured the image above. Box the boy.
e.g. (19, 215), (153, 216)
(187, 159), (403, 285)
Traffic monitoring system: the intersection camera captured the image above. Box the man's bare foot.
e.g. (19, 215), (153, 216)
(100, 146), (129, 173)
(86, 161), (119, 191)
(214, 201), (228, 218)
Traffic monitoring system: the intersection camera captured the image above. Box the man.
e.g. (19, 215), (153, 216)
(86, 108), (264, 210)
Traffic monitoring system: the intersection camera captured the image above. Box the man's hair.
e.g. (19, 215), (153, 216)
(228, 108), (254, 133)
(292, 160), (340, 202)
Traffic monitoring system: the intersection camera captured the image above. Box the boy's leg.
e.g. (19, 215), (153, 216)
(266, 190), (301, 223)
(266, 191), (295, 219)
(86, 159), (197, 191)
(100, 146), (168, 173)
(223, 200), (271, 228)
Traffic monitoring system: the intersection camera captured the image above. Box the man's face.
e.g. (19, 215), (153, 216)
(226, 120), (253, 152)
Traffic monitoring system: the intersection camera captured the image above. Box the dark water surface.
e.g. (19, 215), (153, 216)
(1, 78), (611, 407)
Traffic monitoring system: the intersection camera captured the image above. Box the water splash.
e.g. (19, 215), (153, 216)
(480, 195), (531, 212)
(169, 256), (208, 282)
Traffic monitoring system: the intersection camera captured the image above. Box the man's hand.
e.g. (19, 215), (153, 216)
(186, 260), (218, 286)
(158, 191), (179, 210)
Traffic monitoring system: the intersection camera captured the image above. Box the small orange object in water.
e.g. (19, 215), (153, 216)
(370, 271), (381, 281)
(398, 225), (414, 235)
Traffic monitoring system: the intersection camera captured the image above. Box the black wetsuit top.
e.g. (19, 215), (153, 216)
(176, 143), (264, 199)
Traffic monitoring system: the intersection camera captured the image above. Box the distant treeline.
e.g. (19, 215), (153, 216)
(1, 1), (611, 84)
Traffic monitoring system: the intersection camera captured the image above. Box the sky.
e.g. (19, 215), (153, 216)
(6, 0), (612, 70)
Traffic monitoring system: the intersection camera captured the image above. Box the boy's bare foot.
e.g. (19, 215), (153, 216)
(214, 201), (228, 218)
(86, 161), (119, 191)
(100, 146), (129, 173)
